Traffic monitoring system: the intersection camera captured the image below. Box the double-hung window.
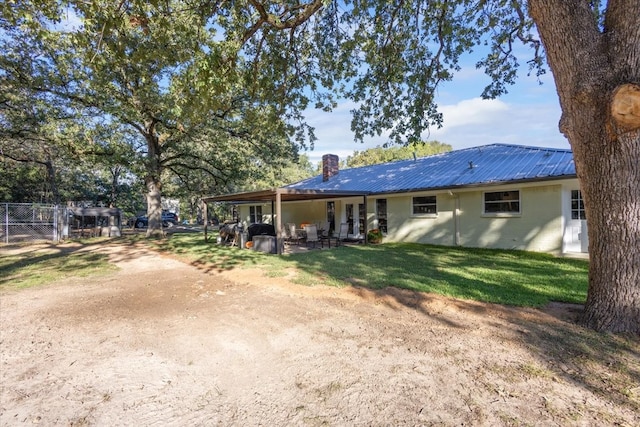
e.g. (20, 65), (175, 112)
(376, 199), (388, 234)
(483, 190), (520, 214)
(249, 205), (262, 223)
(412, 196), (437, 215)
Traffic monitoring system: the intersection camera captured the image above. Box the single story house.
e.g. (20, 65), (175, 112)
(203, 143), (588, 255)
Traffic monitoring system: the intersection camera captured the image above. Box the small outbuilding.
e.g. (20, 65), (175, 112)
(67, 207), (123, 238)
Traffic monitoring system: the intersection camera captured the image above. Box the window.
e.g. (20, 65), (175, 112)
(484, 190), (520, 214)
(346, 203), (365, 234)
(376, 199), (387, 234)
(571, 190), (586, 220)
(326, 201), (335, 233)
(346, 203), (354, 234)
(249, 205), (262, 223)
(412, 196), (437, 215)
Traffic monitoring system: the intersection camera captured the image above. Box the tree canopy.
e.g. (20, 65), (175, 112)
(343, 141), (452, 168)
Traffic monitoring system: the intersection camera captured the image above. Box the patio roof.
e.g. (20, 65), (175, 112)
(202, 188), (369, 203)
(201, 188), (369, 255)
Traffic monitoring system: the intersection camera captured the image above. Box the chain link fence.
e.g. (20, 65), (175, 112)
(0, 203), (65, 244)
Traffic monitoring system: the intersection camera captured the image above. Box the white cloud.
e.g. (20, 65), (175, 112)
(428, 97), (566, 149)
(437, 97), (510, 128)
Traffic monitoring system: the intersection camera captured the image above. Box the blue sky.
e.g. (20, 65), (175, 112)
(302, 62), (568, 166)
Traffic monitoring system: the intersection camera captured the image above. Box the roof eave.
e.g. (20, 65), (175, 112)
(202, 188), (370, 203)
(367, 174), (579, 196)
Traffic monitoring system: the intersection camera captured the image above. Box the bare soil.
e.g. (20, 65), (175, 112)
(1, 241), (638, 426)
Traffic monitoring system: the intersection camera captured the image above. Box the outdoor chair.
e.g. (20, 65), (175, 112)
(319, 223), (333, 248)
(304, 224), (320, 248)
(282, 224), (292, 246)
(336, 222), (350, 246)
(286, 223), (300, 245)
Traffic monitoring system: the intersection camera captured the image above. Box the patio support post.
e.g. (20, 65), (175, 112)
(453, 193), (460, 246)
(275, 190), (283, 254)
(363, 195), (368, 244)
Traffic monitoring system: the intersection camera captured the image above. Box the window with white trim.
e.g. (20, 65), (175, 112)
(249, 205), (262, 223)
(571, 190), (586, 219)
(483, 190), (520, 214)
(376, 199), (387, 234)
(412, 196), (437, 215)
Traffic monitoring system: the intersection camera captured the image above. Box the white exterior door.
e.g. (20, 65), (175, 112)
(564, 189), (588, 253)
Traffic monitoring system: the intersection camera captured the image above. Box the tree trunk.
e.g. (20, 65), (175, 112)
(529, 0), (640, 333)
(44, 159), (60, 205)
(109, 165), (121, 208)
(145, 132), (164, 238)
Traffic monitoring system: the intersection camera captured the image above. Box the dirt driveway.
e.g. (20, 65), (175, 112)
(1, 241), (638, 426)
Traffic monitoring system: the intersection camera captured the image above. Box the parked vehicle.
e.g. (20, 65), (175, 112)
(134, 212), (179, 228)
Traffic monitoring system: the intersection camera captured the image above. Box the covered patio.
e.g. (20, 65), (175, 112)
(201, 188), (369, 254)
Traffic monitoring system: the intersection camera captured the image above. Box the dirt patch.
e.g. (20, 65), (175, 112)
(1, 241), (638, 426)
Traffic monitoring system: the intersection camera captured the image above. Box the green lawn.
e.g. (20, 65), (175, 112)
(154, 233), (589, 307)
(0, 248), (118, 290)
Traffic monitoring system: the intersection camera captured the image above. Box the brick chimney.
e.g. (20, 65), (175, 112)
(322, 154), (339, 182)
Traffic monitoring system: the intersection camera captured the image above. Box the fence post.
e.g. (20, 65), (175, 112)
(53, 205), (58, 242)
(4, 203), (8, 244)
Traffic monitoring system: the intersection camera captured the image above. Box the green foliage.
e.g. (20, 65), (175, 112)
(366, 228), (383, 244)
(241, 154), (317, 190)
(1, 1), (321, 223)
(344, 141), (452, 168)
(312, 1), (543, 144)
(0, 159), (48, 202)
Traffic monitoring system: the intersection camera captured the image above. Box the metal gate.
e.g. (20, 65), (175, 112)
(0, 203), (64, 244)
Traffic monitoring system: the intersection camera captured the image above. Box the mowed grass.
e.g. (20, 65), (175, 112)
(0, 247), (117, 290)
(154, 233), (589, 307)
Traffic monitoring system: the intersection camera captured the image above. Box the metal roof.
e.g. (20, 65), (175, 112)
(285, 143), (576, 195)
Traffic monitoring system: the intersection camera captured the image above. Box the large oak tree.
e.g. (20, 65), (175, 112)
(526, 0), (639, 333)
(2, 1), (319, 235)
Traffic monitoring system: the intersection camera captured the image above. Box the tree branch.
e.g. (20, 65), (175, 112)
(243, 0), (325, 43)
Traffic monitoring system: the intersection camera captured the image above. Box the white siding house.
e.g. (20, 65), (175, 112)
(204, 144), (587, 255)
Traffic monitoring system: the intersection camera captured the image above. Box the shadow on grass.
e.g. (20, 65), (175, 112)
(288, 243), (588, 306)
(150, 233), (273, 274)
(0, 243), (116, 290)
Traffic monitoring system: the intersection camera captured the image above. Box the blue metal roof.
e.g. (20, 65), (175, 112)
(286, 144), (576, 194)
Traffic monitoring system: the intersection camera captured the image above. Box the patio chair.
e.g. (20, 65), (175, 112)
(336, 222), (350, 246)
(320, 221), (330, 233)
(286, 223), (300, 245)
(304, 224), (320, 248)
(319, 222), (333, 248)
(282, 224), (292, 245)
